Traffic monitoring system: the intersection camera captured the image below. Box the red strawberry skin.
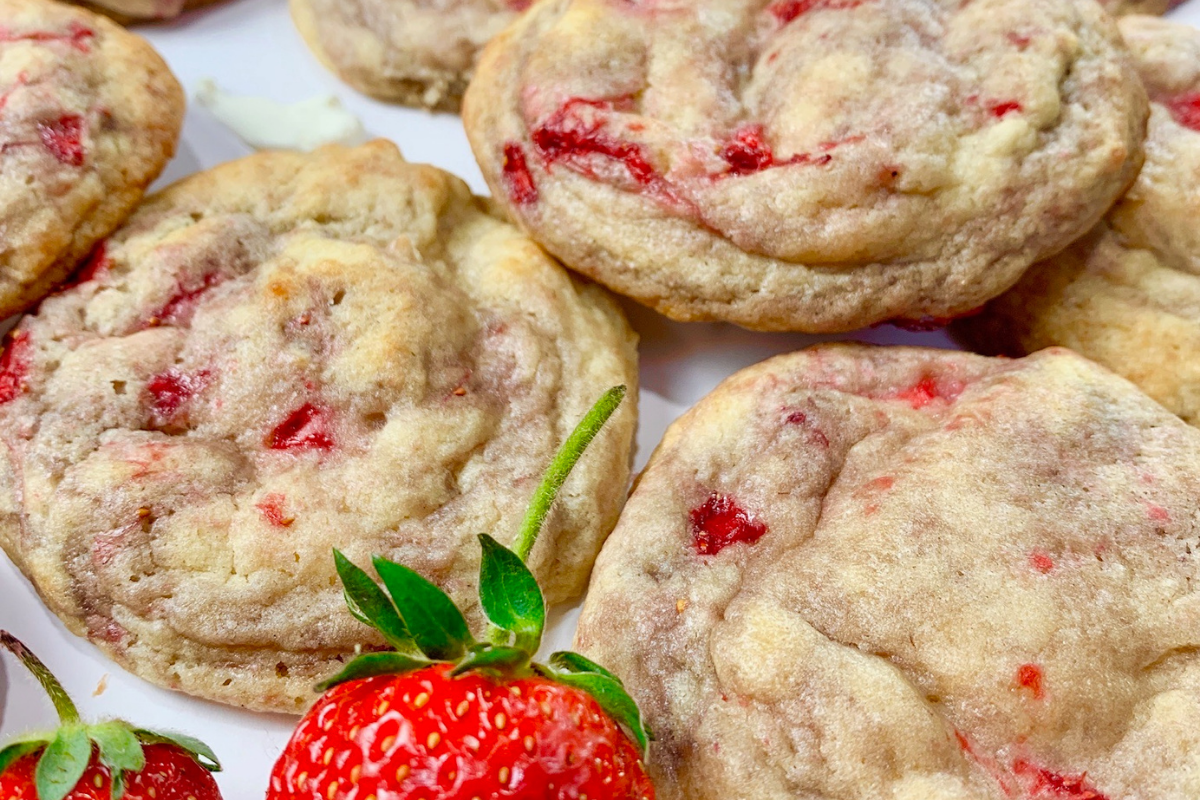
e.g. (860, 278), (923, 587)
(0, 743), (221, 800)
(268, 664), (655, 800)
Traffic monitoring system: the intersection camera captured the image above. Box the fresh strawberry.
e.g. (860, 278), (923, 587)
(0, 744), (217, 800)
(267, 386), (655, 800)
(272, 665), (650, 800)
(0, 633), (223, 800)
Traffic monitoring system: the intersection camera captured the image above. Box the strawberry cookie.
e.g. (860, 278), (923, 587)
(0, 0), (182, 319)
(290, 0), (530, 110)
(577, 343), (1200, 800)
(0, 141), (638, 713)
(958, 17), (1200, 425)
(464, 0), (1148, 332)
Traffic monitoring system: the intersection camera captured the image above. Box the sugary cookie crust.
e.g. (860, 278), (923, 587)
(0, 0), (183, 318)
(464, 0), (1148, 332)
(577, 344), (1200, 800)
(958, 17), (1200, 425)
(290, 0), (528, 110)
(0, 141), (638, 714)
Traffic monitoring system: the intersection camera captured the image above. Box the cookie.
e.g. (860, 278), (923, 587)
(463, 0), (1148, 333)
(957, 17), (1200, 425)
(577, 343), (1200, 800)
(76, 0), (223, 23)
(0, 0), (183, 319)
(462, 0), (1151, 333)
(290, 0), (527, 111)
(0, 141), (639, 713)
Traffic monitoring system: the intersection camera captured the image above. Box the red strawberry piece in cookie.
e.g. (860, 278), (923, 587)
(578, 343), (1200, 800)
(146, 369), (211, 429)
(255, 493), (294, 527)
(0, 330), (32, 404)
(265, 403), (335, 451)
(690, 494), (767, 555)
(37, 114), (86, 166)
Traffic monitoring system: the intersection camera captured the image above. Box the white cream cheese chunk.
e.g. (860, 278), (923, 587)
(195, 79), (366, 151)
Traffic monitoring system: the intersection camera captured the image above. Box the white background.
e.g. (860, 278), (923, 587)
(2, 0), (1198, 795)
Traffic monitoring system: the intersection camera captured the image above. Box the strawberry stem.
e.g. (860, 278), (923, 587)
(0, 631), (81, 726)
(512, 385), (627, 564)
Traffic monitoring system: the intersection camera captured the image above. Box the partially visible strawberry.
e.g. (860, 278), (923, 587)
(0, 633), (223, 800)
(267, 386), (655, 800)
(274, 666), (650, 800)
(0, 745), (217, 800)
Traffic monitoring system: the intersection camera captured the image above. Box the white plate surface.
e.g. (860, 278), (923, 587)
(3, 1), (1199, 794)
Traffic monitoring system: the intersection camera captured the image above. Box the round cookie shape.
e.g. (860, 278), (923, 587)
(0, 0), (183, 318)
(463, 0), (1149, 332)
(290, 0), (529, 110)
(577, 344), (1200, 800)
(0, 141), (639, 714)
(957, 17), (1200, 425)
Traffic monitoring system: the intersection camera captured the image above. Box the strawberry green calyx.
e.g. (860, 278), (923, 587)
(0, 632), (221, 800)
(322, 386), (653, 753)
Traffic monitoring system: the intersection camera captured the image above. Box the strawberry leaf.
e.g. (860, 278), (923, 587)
(450, 644), (530, 677)
(373, 557), (473, 661)
(35, 726), (90, 800)
(478, 534), (544, 653)
(89, 722), (143, 799)
(543, 669), (652, 755)
(316, 652), (430, 691)
(548, 651), (621, 683)
(133, 730), (221, 772)
(0, 740), (43, 774)
(334, 550), (418, 654)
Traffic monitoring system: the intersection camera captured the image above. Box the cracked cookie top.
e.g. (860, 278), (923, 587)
(578, 343), (1200, 800)
(0, 0), (182, 317)
(0, 141), (638, 714)
(464, 0), (1148, 332)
